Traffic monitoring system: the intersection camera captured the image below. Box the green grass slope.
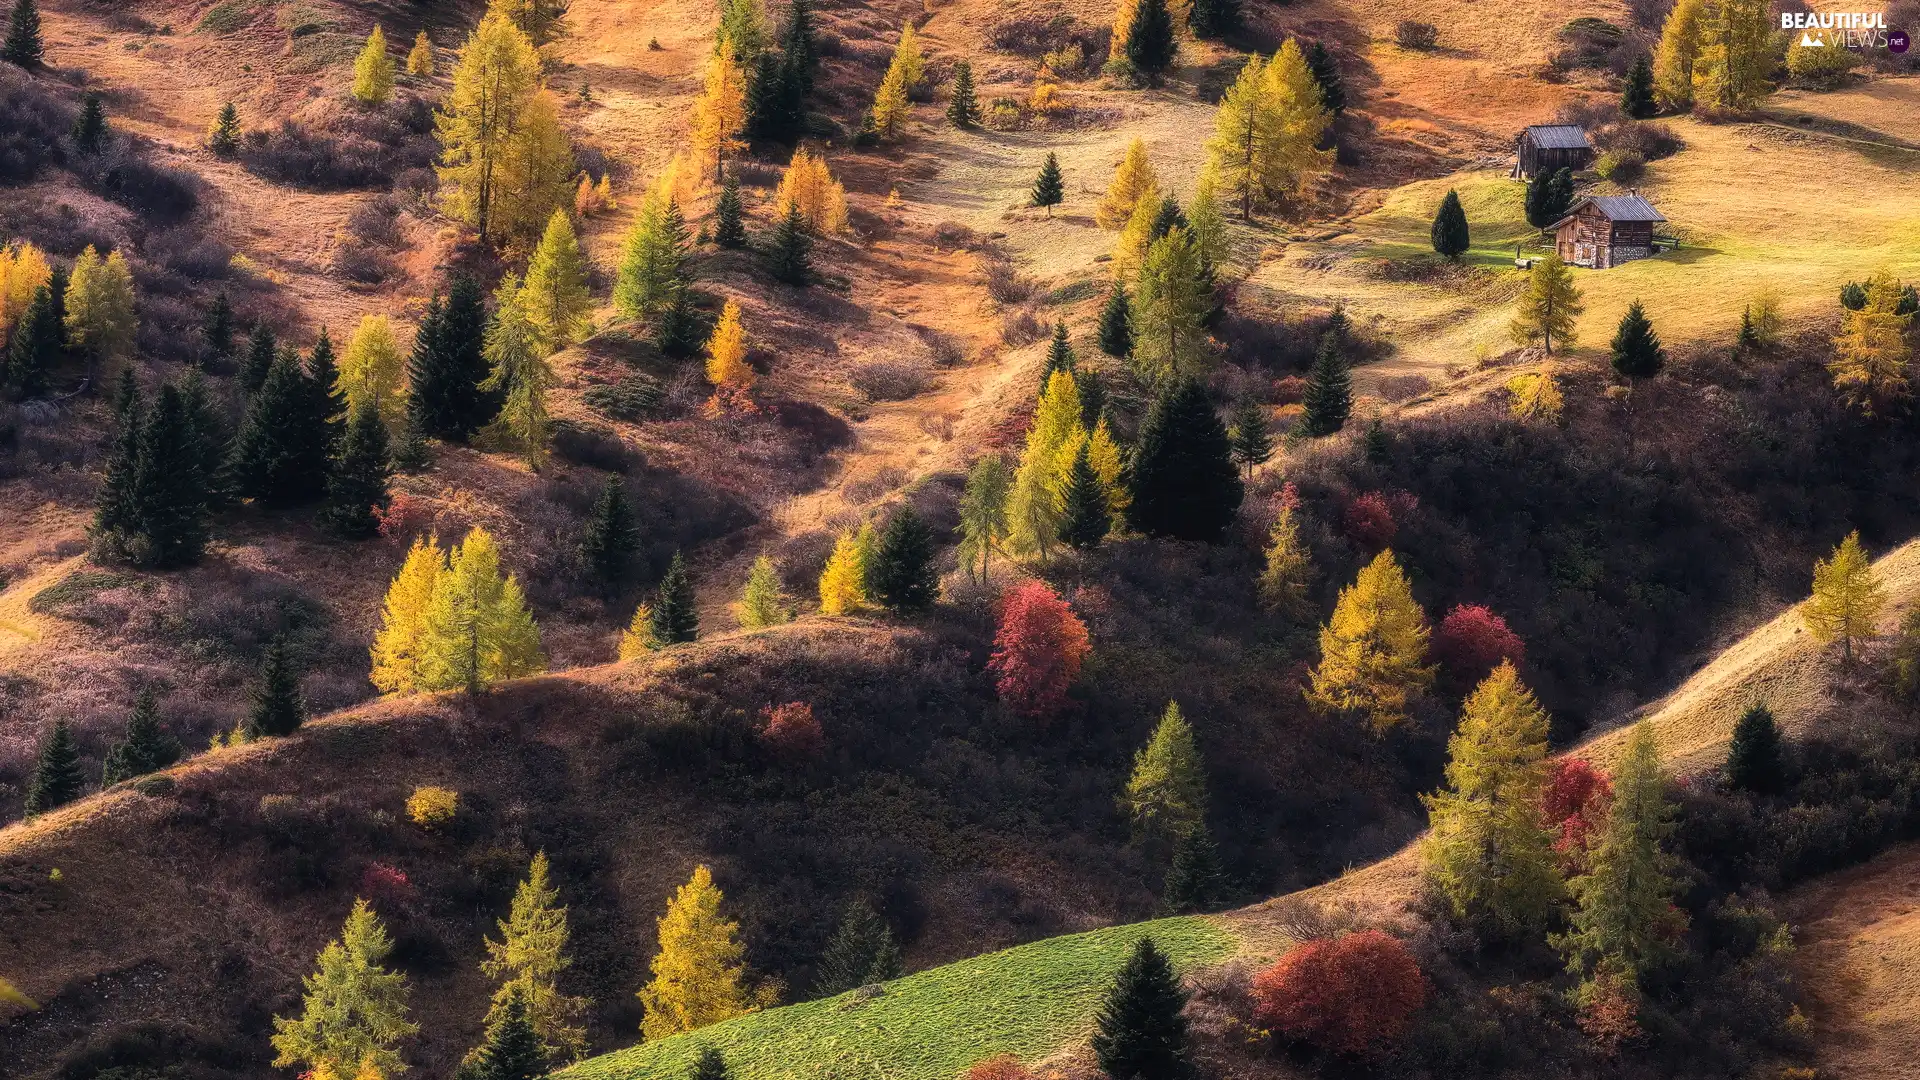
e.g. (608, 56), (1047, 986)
(563, 918), (1237, 1080)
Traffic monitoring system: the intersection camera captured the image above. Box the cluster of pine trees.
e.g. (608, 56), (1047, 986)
(0, 241), (136, 400)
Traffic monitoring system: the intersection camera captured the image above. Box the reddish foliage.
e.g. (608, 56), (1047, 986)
(964, 1056), (1036, 1080)
(1251, 930), (1427, 1056)
(1272, 376), (1308, 405)
(359, 861), (415, 907)
(1543, 757), (1612, 857)
(374, 491), (431, 541)
(987, 580), (1092, 718)
(1275, 480), (1302, 513)
(1432, 604), (1527, 686)
(1576, 977), (1641, 1054)
(1342, 491), (1396, 551)
(761, 701), (825, 757)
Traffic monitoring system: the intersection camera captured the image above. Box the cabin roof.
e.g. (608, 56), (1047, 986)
(1551, 193), (1667, 229)
(1521, 124), (1593, 150)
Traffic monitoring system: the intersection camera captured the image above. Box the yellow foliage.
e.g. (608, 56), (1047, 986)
(0, 976), (38, 1012)
(817, 531), (868, 614)
(1008, 370), (1083, 559)
(406, 30), (435, 76)
(1506, 364), (1564, 423)
(371, 535), (449, 694)
(691, 47), (749, 184)
(1109, 0), (1139, 59)
(1652, 0), (1703, 110)
(417, 526), (547, 693)
(1112, 181), (1163, 280)
(773, 148), (849, 235)
(574, 173), (601, 217)
(63, 246), (138, 363)
(521, 208), (594, 350)
(494, 89), (576, 243)
(1803, 530), (1885, 660)
(704, 299), (753, 397)
(339, 314), (408, 428)
(1096, 138), (1158, 230)
(1257, 502), (1312, 617)
(618, 602), (659, 659)
(870, 64), (912, 141)
(0, 241), (51, 340)
(1028, 80), (1062, 115)
(1087, 419), (1129, 519)
(435, 10), (544, 243)
(1307, 549), (1435, 731)
(637, 865), (764, 1039)
(406, 786), (459, 828)
(1829, 269), (1913, 417)
(353, 26), (396, 105)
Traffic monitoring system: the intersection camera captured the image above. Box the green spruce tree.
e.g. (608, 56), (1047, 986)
(654, 287), (706, 358)
(1736, 306), (1758, 350)
(320, 402), (393, 539)
(230, 354), (331, 505)
(91, 368), (143, 543)
(1031, 152), (1064, 215)
(1430, 189), (1470, 261)
(392, 410), (434, 473)
(409, 278), (496, 441)
(1090, 937), (1192, 1080)
(1125, 0), (1178, 85)
(1187, 0), (1239, 39)
(202, 292), (236, 368)
(768, 203), (813, 286)
(23, 720), (84, 816)
(209, 101), (242, 158)
(1524, 168), (1554, 228)
(1126, 378), (1242, 542)
(580, 474), (640, 585)
(1057, 441), (1111, 551)
(648, 551), (699, 645)
(870, 505), (938, 612)
(6, 284), (60, 399)
(1304, 41), (1345, 115)
(946, 59), (979, 128)
(1161, 824), (1223, 914)
(1099, 284), (1133, 358)
(240, 323), (276, 393)
(243, 638), (305, 740)
(71, 93), (108, 154)
(1622, 53), (1656, 118)
(1227, 396), (1270, 478)
(462, 988), (547, 1080)
(126, 383), (210, 567)
(1610, 299), (1665, 381)
(814, 900), (904, 996)
(101, 688), (180, 786)
(1042, 321), (1075, 383)
(714, 172), (748, 249)
(178, 371), (233, 509)
(1725, 703), (1783, 793)
(4, 0), (42, 68)
(1298, 331), (1351, 437)
(1545, 168), (1575, 224)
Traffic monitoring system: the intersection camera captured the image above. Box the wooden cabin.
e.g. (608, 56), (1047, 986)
(1512, 124), (1595, 180)
(1551, 193), (1666, 269)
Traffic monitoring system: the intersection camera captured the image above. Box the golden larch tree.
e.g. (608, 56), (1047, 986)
(270, 900), (417, 1076)
(494, 89), (575, 242)
(1691, 0), (1772, 111)
(481, 273), (557, 470)
(0, 242), (52, 340)
(521, 208), (593, 351)
(339, 315), (407, 428)
(1828, 269), (1913, 417)
(704, 299), (754, 408)
(1008, 370), (1084, 560)
(62, 246), (137, 365)
(1096, 138), (1158, 230)
(1803, 530), (1885, 661)
(1111, 181), (1165, 280)
(435, 10), (543, 243)
(1651, 0), (1703, 110)
(370, 535), (449, 694)
(416, 526), (547, 693)
(1123, 701), (1207, 843)
(1307, 549), (1435, 731)
(690, 47), (749, 184)
(1259, 39), (1335, 205)
(406, 30), (435, 76)
(353, 26), (396, 105)
(1133, 227), (1212, 379)
(637, 865), (765, 1039)
(1508, 253), (1583, 355)
(480, 851), (590, 1062)
(818, 530), (869, 614)
(1257, 496), (1312, 618)
(773, 148), (849, 235)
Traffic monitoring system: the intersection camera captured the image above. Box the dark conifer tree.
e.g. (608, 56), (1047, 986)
(1227, 395), (1270, 478)
(230, 354), (330, 505)
(208, 101), (241, 158)
(1148, 195), (1186, 242)
(464, 989), (546, 1080)
(648, 551), (699, 645)
(1042, 321), (1075, 383)
(1058, 442), (1111, 551)
(654, 288), (705, 357)
(101, 688), (180, 787)
(6, 284), (60, 399)
(92, 368), (143, 542)
(1124, 0), (1178, 84)
(1161, 824), (1223, 914)
(580, 474), (639, 585)
(71, 93), (108, 154)
(1304, 41), (1345, 115)
(444, 277), (496, 437)
(404, 292), (448, 430)
(870, 505), (938, 612)
(1524, 169), (1553, 229)
(240, 323), (276, 393)
(243, 638), (304, 740)
(1430, 189), (1469, 261)
(4, 0), (42, 68)
(304, 327), (346, 457)
(768, 203), (813, 286)
(1545, 167), (1575, 224)
(946, 59), (979, 128)
(1031, 152), (1064, 215)
(1839, 282), (1867, 311)
(127, 383), (210, 567)
(1078, 368), (1107, 429)
(44, 263), (66, 345)
(1610, 299), (1665, 381)
(1323, 302), (1349, 346)
(179, 371), (233, 508)
(320, 403), (392, 538)
(1622, 53), (1656, 118)
(1126, 378), (1242, 543)
(1187, 0), (1239, 40)
(689, 1046), (732, 1080)
(23, 720), (83, 816)
(1736, 307), (1758, 350)
(1726, 703), (1783, 794)
(202, 292), (236, 368)
(815, 900), (904, 995)
(713, 172), (748, 249)
(392, 410), (433, 473)
(746, 48), (786, 139)
(1099, 285), (1133, 358)
(1298, 331), (1351, 437)
(749, 0), (815, 139)
(1363, 413), (1390, 465)
(1091, 937), (1193, 1080)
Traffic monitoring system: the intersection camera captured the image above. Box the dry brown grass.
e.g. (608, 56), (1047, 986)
(1790, 842), (1920, 1079)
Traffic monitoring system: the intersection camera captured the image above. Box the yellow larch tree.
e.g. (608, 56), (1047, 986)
(1652, 0), (1704, 109)
(1691, 0), (1772, 111)
(1204, 53), (1276, 219)
(1508, 253), (1583, 355)
(521, 208), (594, 351)
(1828, 269), (1913, 417)
(353, 26), (396, 105)
(435, 9), (543, 244)
(818, 530), (869, 614)
(339, 315), (408, 428)
(618, 602), (659, 659)
(1109, 0), (1140, 62)
(370, 535), (448, 694)
(1255, 39), (1334, 208)
(62, 246), (137, 366)
(870, 64), (912, 141)
(480, 851), (590, 1061)
(1111, 182), (1164, 281)
(480, 273), (556, 470)
(704, 299), (754, 406)
(690, 47), (749, 185)
(494, 89), (576, 243)
(892, 21), (925, 95)
(637, 865), (764, 1039)
(1256, 498), (1312, 618)
(406, 30), (435, 76)
(1803, 530), (1885, 661)
(1096, 138), (1158, 230)
(773, 148), (849, 235)
(0, 242), (52, 340)
(416, 526), (547, 694)
(1306, 549), (1435, 731)
(1086, 418), (1128, 522)
(1007, 370), (1083, 560)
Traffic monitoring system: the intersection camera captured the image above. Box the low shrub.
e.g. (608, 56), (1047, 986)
(0, 68), (71, 185)
(1594, 148), (1646, 184)
(406, 785), (458, 829)
(760, 701), (825, 758)
(849, 359), (932, 402)
(551, 420), (634, 472)
(1252, 930), (1427, 1056)
(583, 375), (666, 421)
(1395, 20), (1439, 50)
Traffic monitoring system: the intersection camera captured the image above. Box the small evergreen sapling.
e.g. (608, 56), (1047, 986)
(768, 203), (813, 286)
(208, 102), (242, 157)
(24, 720), (84, 816)
(1621, 53), (1656, 118)
(1098, 285), (1133, 358)
(101, 688), (180, 786)
(714, 172), (748, 249)
(870, 505), (938, 612)
(1609, 299), (1665, 381)
(1299, 331), (1352, 436)
(1725, 703), (1783, 793)
(202, 292), (235, 366)
(1031, 152), (1064, 215)
(241, 323), (276, 392)
(243, 638), (306, 740)
(1042, 321), (1075, 382)
(689, 1046), (733, 1080)
(1429, 189), (1469, 261)
(947, 59), (979, 128)
(580, 475), (640, 585)
(71, 93), (108, 154)
(1227, 396), (1270, 478)
(1057, 442), (1111, 550)
(648, 551), (699, 645)
(814, 900), (904, 995)
(1161, 824), (1223, 913)
(1091, 937), (1193, 1080)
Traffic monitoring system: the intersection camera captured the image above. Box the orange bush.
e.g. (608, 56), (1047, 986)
(761, 701), (825, 757)
(987, 580), (1091, 718)
(1251, 930), (1426, 1055)
(964, 1055), (1035, 1080)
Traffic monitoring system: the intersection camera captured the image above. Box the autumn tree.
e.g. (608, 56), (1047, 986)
(481, 275), (556, 470)
(1250, 932), (1426, 1056)
(1422, 662), (1563, 932)
(1307, 550), (1434, 731)
(339, 315), (407, 429)
(1096, 140), (1159, 230)
(1725, 703), (1783, 793)
(23, 720), (83, 816)
(1509, 253), (1582, 354)
(772, 147), (848, 234)
(704, 300), (753, 408)
(522, 209), (593, 351)
(958, 454), (1012, 581)
(100, 688), (180, 787)
(1555, 723), (1686, 992)
(63, 246), (137, 368)
(691, 46), (749, 183)
(716, 0), (766, 60)
(737, 554), (791, 628)
(1803, 530), (1884, 661)
(817, 529), (870, 614)
(1124, 702), (1206, 845)
(1257, 491), (1313, 618)
(988, 579), (1091, 718)
(1203, 43), (1333, 218)
(1133, 228), (1212, 378)
(1008, 369), (1082, 560)
(638, 865), (764, 1038)
(353, 26), (396, 105)
(1091, 938), (1191, 1080)
(370, 536), (447, 694)
(868, 23), (920, 140)
(480, 852), (589, 1062)
(415, 527), (547, 694)
(1431, 603), (1525, 690)
(436, 10), (545, 244)
(407, 31), (435, 76)
(1691, 0), (1771, 111)
(1829, 269), (1913, 416)
(814, 900), (903, 996)
(271, 899), (418, 1076)
(1126, 377), (1242, 543)
(1652, 0), (1704, 110)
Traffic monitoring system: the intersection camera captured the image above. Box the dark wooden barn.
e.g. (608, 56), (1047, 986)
(1552, 193), (1666, 269)
(1512, 124), (1595, 180)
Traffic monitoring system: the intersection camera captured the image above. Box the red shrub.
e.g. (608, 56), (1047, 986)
(987, 580), (1091, 718)
(1341, 491), (1396, 551)
(1432, 604), (1526, 686)
(1543, 757), (1612, 856)
(1272, 376), (1308, 405)
(374, 491), (431, 541)
(964, 1056), (1036, 1080)
(359, 861), (415, 907)
(760, 702), (825, 757)
(1251, 930), (1426, 1056)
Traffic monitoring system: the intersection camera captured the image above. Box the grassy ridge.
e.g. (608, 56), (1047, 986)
(564, 918), (1237, 1080)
